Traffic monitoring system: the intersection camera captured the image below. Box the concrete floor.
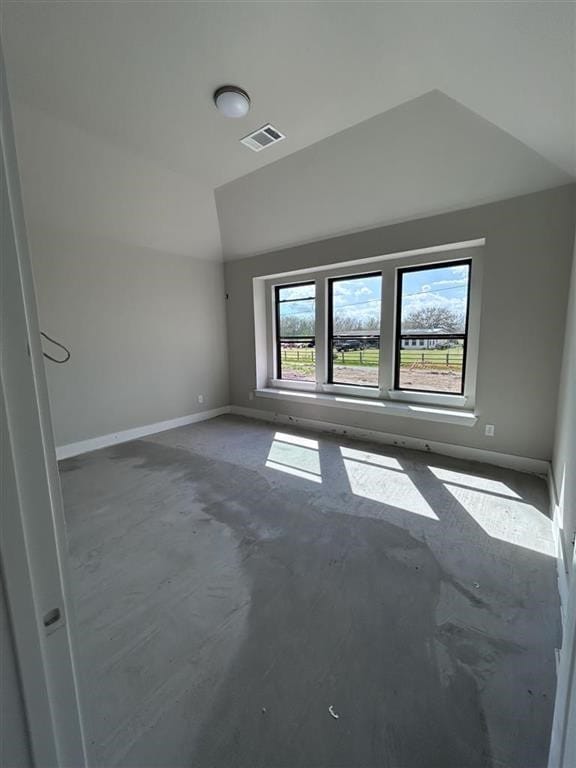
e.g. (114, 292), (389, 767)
(60, 415), (560, 768)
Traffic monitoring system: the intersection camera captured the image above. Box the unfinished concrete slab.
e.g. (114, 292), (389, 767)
(60, 415), (560, 768)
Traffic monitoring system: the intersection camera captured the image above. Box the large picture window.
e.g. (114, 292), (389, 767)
(275, 282), (316, 382)
(265, 247), (480, 410)
(394, 260), (471, 395)
(328, 273), (382, 387)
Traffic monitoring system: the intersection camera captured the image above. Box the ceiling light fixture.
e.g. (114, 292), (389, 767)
(213, 85), (251, 118)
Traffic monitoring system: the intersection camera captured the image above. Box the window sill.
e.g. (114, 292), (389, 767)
(387, 389), (468, 408)
(254, 388), (477, 427)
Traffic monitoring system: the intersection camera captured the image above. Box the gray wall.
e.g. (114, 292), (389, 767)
(29, 226), (229, 447)
(553, 233), (576, 555)
(0, 569), (32, 767)
(7, 97), (229, 448)
(225, 185), (576, 462)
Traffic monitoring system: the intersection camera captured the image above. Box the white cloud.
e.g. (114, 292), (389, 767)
(421, 284), (431, 292)
(402, 291), (466, 316)
(430, 278), (467, 287)
(334, 283), (352, 296)
(280, 285), (315, 301)
(354, 286), (372, 297)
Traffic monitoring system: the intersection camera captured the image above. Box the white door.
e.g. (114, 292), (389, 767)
(0, 40), (87, 766)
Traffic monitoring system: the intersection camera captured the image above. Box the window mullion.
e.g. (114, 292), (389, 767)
(266, 284), (278, 384)
(273, 285), (281, 381)
(378, 265), (395, 398)
(267, 251), (478, 404)
(314, 277), (326, 388)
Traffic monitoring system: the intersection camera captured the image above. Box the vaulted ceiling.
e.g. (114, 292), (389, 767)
(2, 1), (574, 260)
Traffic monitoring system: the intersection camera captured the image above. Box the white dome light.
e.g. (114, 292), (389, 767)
(214, 86), (251, 118)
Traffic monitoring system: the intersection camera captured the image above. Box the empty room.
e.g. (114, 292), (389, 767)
(1, 2), (576, 767)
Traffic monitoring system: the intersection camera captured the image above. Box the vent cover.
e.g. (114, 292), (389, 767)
(240, 124), (285, 152)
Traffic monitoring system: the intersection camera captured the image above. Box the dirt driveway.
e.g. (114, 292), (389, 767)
(283, 365), (462, 393)
(333, 366), (462, 393)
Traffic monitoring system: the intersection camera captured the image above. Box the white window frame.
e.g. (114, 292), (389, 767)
(260, 243), (483, 414)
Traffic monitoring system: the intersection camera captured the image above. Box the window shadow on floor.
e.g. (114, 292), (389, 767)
(59, 417), (559, 768)
(185, 422), (559, 768)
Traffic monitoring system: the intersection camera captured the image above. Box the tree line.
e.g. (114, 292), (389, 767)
(280, 306), (463, 336)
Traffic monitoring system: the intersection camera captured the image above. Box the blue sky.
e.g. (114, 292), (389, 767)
(278, 262), (469, 322)
(330, 264), (469, 323)
(278, 284), (316, 320)
(332, 275), (381, 321)
(401, 263), (469, 321)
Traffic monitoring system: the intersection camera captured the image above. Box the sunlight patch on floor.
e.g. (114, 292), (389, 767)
(428, 466), (522, 499)
(342, 457), (439, 520)
(340, 446), (403, 471)
(273, 432), (319, 450)
(443, 484), (554, 556)
(265, 433), (322, 483)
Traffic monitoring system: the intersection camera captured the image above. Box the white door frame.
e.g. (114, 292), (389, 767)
(549, 546), (576, 768)
(0, 40), (88, 766)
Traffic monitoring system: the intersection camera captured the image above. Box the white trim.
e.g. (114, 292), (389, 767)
(56, 407), (231, 460)
(549, 465), (571, 623)
(255, 387), (477, 427)
(231, 405), (549, 475)
(269, 378), (316, 391)
(548, 545), (576, 768)
(387, 389), (468, 408)
(259, 238), (486, 279)
(1, 42), (88, 766)
(320, 382), (381, 399)
(261, 245), (483, 412)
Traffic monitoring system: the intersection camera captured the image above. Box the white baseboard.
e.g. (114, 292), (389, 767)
(230, 404), (550, 476)
(549, 465), (570, 623)
(56, 406), (231, 460)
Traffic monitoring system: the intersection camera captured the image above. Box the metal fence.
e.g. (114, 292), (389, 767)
(280, 347), (463, 369)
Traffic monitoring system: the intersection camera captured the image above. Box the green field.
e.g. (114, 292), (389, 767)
(280, 346), (463, 371)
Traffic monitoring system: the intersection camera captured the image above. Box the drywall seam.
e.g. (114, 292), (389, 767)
(56, 407), (231, 459)
(230, 405), (549, 475)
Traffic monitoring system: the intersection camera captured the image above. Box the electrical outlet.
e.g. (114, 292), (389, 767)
(485, 424), (495, 437)
(248, 392), (254, 401)
(198, 394), (204, 404)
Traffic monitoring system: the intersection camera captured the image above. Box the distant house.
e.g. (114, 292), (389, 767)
(334, 328), (458, 350)
(401, 328), (450, 350)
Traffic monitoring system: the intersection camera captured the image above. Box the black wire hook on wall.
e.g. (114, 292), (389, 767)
(41, 331), (71, 364)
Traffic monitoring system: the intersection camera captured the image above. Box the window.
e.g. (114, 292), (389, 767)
(395, 260), (471, 395)
(328, 273), (382, 387)
(275, 282), (316, 382)
(264, 246), (481, 411)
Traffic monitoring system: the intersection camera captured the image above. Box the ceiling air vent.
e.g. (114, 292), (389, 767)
(240, 124), (285, 152)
